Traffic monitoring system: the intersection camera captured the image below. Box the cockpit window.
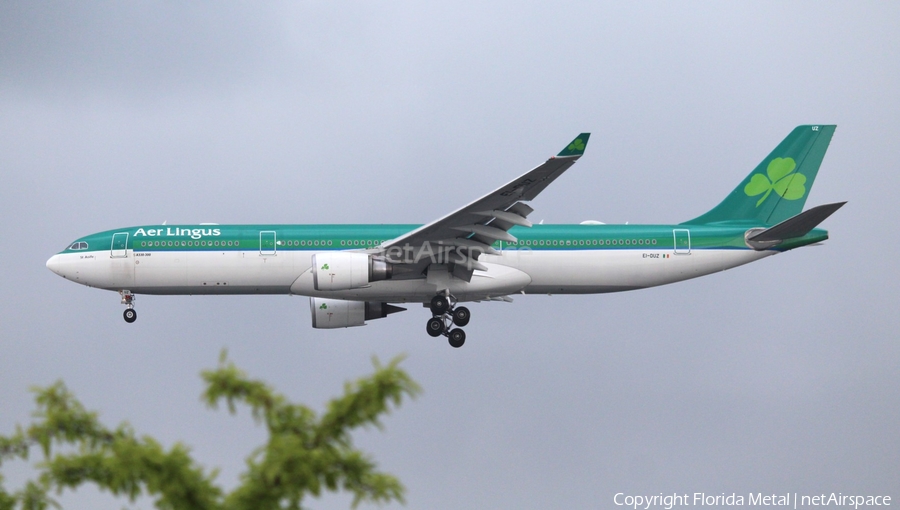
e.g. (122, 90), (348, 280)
(68, 242), (88, 250)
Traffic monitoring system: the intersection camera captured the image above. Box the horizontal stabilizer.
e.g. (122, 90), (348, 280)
(749, 201), (846, 242)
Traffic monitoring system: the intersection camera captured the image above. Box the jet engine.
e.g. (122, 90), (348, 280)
(309, 298), (406, 329)
(311, 252), (392, 291)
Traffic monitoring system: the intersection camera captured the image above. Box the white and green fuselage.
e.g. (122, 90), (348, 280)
(46, 222), (827, 299)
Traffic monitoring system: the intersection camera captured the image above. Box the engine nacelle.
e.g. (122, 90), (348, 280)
(309, 298), (406, 329)
(312, 252), (392, 291)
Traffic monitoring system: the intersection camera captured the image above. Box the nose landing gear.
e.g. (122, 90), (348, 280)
(120, 290), (137, 323)
(425, 295), (470, 348)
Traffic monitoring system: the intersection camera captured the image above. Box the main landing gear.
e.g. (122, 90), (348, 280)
(425, 294), (470, 348)
(120, 290), (137, 323)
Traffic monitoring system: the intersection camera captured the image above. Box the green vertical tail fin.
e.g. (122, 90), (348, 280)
(683, 125), (836, 226)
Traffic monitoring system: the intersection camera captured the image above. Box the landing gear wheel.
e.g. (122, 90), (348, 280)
(452, 306), (471, 327)
(426, 317), (445, 337)
(430, 295), (450, 315)
(448, 328), (466, 348)
(123, 308), (137, 323)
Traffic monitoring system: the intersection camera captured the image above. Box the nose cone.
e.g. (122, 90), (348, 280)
(46, 254), (64, 277)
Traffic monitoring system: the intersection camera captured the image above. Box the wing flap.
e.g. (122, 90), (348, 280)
(474, 210), (533, 228)
(451, 224), (517, 243)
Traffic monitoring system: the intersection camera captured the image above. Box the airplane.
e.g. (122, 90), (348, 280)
(46, 125), (845, 348)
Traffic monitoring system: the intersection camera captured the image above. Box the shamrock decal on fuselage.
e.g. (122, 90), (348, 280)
(744, 157), (807, 207)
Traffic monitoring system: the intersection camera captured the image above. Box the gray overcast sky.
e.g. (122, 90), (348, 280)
(2, 2), (898, 508)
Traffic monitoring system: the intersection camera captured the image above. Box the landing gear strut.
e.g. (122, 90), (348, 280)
(120, 290), (137, 323)
(425, 294), (470, 347)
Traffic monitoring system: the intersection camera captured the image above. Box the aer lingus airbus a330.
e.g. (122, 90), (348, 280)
(47, 125), (844, 347)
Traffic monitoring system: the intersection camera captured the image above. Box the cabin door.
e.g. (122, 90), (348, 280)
(111, 232), (129, 258)
(673, 229), (691, 254)
(260, 231), (277, 256)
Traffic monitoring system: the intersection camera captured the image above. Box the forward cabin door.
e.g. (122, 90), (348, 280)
(109, 232), (134, 288)
(111, 232), (129, 258)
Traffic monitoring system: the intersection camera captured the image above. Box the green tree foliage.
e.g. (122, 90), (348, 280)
(0, 353), (420, 510)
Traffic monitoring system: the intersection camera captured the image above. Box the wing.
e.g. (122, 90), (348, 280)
(378, 133), (590, 281)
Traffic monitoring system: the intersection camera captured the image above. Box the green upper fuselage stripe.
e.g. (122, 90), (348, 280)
(60, 224), (830, 254)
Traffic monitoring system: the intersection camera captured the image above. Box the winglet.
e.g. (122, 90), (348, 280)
(557, 133), (591, 157)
